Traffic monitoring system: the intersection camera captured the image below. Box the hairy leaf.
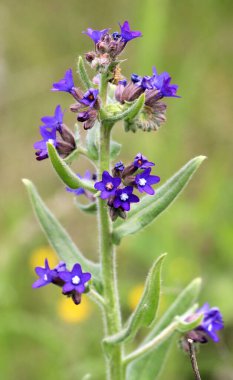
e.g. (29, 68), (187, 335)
(105, 254), (166, 345)
(126, 278), (202, 380)
(23, 179), (101, 289)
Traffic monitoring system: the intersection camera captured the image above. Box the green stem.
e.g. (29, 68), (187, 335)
(123, 320), (178, 366)
(98, 74), (123, 380)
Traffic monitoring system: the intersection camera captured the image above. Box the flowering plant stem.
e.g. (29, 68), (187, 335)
(98, 74), (123, 379)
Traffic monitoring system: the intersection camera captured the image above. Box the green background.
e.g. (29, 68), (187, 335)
(0, 0), (232, 379)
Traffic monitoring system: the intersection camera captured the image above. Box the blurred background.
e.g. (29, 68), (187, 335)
(0, 0), (232, 379)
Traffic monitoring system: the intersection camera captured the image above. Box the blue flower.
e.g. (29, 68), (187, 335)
(59, 264), (92, 295)
(196, 303), (224, 343)
(83, 28), (110, 44)
(94, 171), (121, 199)
(41, 105), (64, 131)
(135, 168), (160, 195)
(52, 69), (75, 93)
(32, 259), (66, 288)
(133, 153), (155, 169)
(113, 186), (139, 211)
(119, 21), (142, 42)
(151, 67), (180, 98)
(34, 126), (57, 161)
(114, 161), (125, 172)
(80, 88), (99, 108)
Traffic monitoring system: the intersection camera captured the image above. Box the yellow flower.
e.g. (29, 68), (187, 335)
(57, 296), (92, 323)
(128, 284), (144, 311)
(29, 246), (58, 271)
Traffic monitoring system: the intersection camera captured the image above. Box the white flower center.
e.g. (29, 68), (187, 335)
(139, 178), (147, 186)
(72, 275), (81, 285)
(120, 193), (129, 201)
(43, 274), (48, 281)
(48, 138), (54, 144)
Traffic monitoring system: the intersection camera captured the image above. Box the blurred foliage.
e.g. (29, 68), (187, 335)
(0, 0), (233, 379)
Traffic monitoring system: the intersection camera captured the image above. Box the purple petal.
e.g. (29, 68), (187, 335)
(62, 283), (74, 293)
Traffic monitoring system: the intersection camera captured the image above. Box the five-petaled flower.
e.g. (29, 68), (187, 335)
(83, 28), (110, 44)
(135, 168), (160, 195)
(133, 153), (155, 169)
(59, 264), (92, 295)
(52, 68), (75, 94)
(40, 104), (64, 132)
(80, 88), (99, 108)
(195, 303), (224, 343)
(113, 186), (139, 211)
(32, 259), (66, 288)
(119, 21), (142, 42)
(94, 171), (121, 199)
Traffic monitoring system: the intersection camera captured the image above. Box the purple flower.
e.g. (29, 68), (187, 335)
(83, 28), (110, 44)
(151, 67), (180, 98)
(195, 303), (224, 343)
(41, 105), (64, 131)
(135, 168), (160, 195)
(52, 69), (75, 93)
(34, 126), (57, 161)
(59, 263), (91, 295)
(66, 170), (92, 196)
(80, 88), (99, 108)
(32, 259), (58, 288)
(94, 171), (121, 199)
(119, 21), (142, 42)
(113, 186), (139, 211)
(133, 153), (155, 169)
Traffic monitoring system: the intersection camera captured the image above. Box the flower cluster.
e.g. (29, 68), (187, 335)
(181, 303), (224, 352)
(33, 259), (91, 305)
(94, 153), (160, 220)
(115, 67), (179, 132)
(84, 21), (142, 71)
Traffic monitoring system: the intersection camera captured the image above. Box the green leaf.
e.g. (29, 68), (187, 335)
(104, 254), (166, 345)
(77, 56), (93, 90)
(126, 278), (202, 380)
(113, 156), (206, 244)
(47, 142), (96, 193)
(110, 140), (122, 160)
(74, 199), (97, 214)
(86, 122), (99, 161)
(101, 93), (145, 123)
(22, 179), (101, 289)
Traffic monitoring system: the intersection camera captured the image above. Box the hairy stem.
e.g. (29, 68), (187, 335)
(98, 74), (123, 380)
(187, 339), (202, 380)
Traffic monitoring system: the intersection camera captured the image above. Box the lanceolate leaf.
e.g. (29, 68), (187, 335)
(47, 142), (96, 193)
(77, 56), (93, 90)
(126, 278), (202, 380)
(113, 156), (206, 244)
(104, 254), (166, 345)
(23, 179), (101, 289)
